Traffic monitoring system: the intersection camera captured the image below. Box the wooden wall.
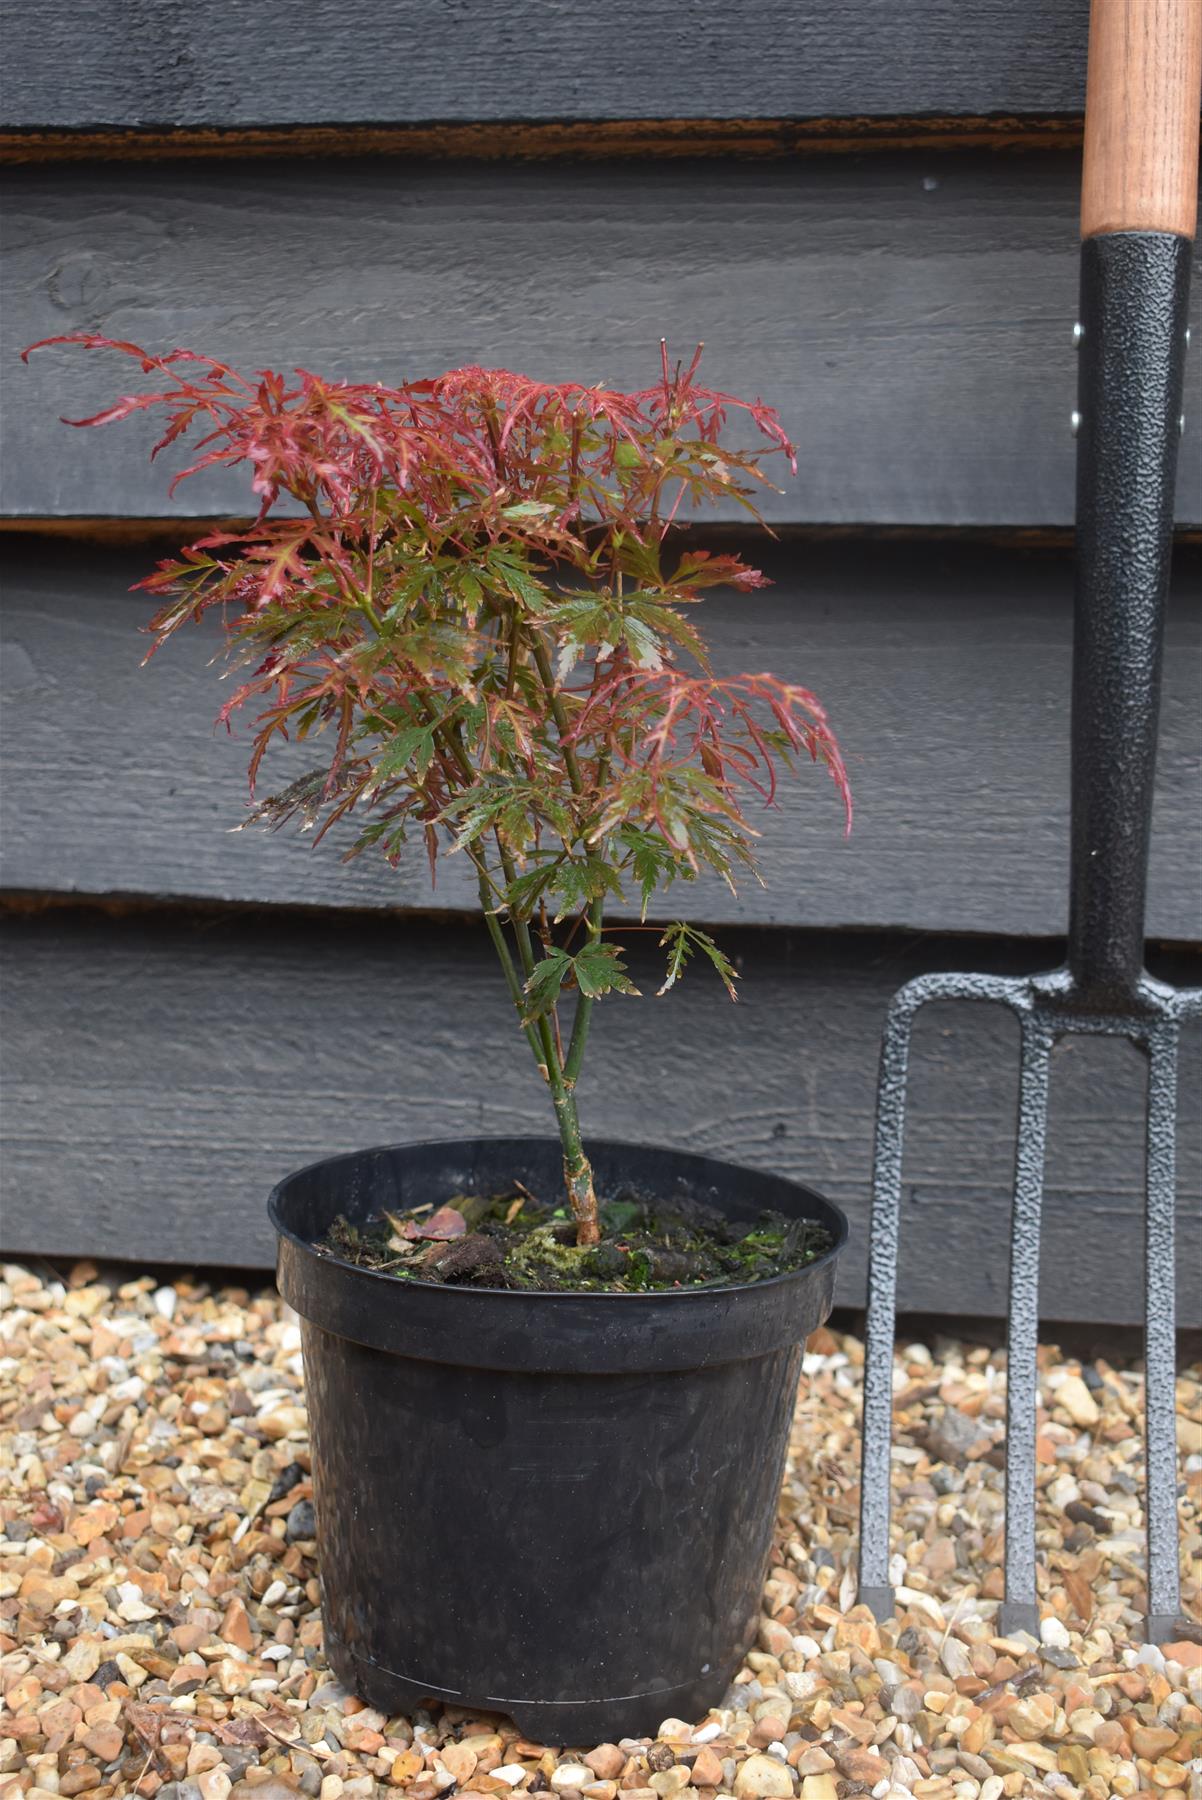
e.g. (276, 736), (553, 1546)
(2, 0), (1199, 1320)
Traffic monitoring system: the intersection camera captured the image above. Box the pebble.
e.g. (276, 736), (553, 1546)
(584, 1746), (626, 1781)
(833, 1746), (889, 1786)
(552, 1766), (595, 1792)
(286, 1498), (317, 1542)
(1039, 1614), (1072, 1649)
(747, 1714), (787, 1748)
(690, 1748), (724, 1788)
(81, 1722), (124, 1762)
(1055, 1374), (1101, 1427)
(1009, 1693), (1058, 1739)
(733, 1755), (795, 1798)
(1, 1260), (1198, 1800)
(790, 1750), (833, 1778)
(439, 1742), (479, 1784)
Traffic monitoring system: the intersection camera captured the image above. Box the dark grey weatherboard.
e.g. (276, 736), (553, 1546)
(1, 907), (1197, 1324)
(4, 539), (1200, 939)
(3, 0), (1094, 131)
(6, 156), (1200, 528)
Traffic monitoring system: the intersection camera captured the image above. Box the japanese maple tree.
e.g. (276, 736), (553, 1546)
(26, 335), (851, 1244)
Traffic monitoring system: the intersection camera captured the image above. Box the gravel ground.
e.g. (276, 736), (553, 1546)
(2, 1260), (1200, 1800)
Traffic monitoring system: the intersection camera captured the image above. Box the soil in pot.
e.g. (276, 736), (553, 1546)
(316, 1182), (833, 1292)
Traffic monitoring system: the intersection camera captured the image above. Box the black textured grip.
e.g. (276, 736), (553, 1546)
(1069, 230), (1192, 1007)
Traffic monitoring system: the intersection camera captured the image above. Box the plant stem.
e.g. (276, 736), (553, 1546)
(488, 839), (599, 1243)
(495, 858), (572, 1112)
(471, 856), (549, 1077)
(514, 652), (607, 1239)
(551, 1085), (600, 1244)
(562, 895), (603, 1088)
(529, 635), (583, 795)
(429, 690), (601, 1245)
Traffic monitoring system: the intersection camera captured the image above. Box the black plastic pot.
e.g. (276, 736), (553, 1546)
(271, 1137), (847, 1743)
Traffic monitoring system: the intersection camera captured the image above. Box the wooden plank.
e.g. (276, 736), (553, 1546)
(5, 155), (1199, 529)
(4, 538), (1199, 940)
(1, 905), (1197, 1325)
(2, 1), (1096, 133)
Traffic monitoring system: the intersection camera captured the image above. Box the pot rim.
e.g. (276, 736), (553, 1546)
(272, 1135), (845, 1370)
(268, 1132), (848, 1305)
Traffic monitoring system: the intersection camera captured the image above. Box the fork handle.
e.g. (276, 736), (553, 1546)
(1082, 0), (1201, 239)
(1068, 0), (1199, 1007)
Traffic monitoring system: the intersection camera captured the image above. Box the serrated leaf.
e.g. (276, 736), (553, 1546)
(459, 571), (483, 619)
(547, 857), (624, 923)
(620, 612), (663, 670)
(556, 632), (586, 682)
(240, 768), (329, 834)
(618, 824), (680, 919)
(574, 939), (641, 1000)
(521, 947), (572, 1024)
(491, 551), (548, 612)
(657, 921), (692, 995)
(371, 721), (437, 785)
(442, 786), (512, 851)
(501, 500), (555, 522)
(693, 929), (739, 1000)
(656, 922), (739, 1000)
(381, 569), (430, 626)
(627, 594), (710, 670)
(503, 862), (559, 920)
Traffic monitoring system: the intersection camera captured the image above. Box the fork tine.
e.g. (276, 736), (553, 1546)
(857, 985), (920, 1619)
(1000, 1015), (1053, 1637)
(1144, 1016), (1182, 1642)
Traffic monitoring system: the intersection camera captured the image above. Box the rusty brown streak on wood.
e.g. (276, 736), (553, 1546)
(0, 115), (1089, 166)
(4, 889), (1201, 951)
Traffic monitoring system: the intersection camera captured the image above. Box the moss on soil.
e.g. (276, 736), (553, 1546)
(317, 1186), (832, 1293)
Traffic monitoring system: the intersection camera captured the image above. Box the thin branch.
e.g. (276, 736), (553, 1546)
(470, 853), (548, 1076)
(562, 893), (604, 1089)
(528, 633), (584, 796)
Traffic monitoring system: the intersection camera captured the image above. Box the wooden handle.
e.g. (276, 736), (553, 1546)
(1081, 0), (1202, 237)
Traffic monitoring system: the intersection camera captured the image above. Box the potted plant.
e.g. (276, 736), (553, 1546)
(28, 333), (851, 1740)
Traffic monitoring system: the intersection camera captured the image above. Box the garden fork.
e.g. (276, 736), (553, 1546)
(856, 0), (1201, 1643)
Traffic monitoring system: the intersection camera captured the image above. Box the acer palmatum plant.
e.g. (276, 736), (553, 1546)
(27, 335), (850, 1246)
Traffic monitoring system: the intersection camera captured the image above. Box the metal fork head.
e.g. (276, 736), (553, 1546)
(857, 965), (1200, 1642)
